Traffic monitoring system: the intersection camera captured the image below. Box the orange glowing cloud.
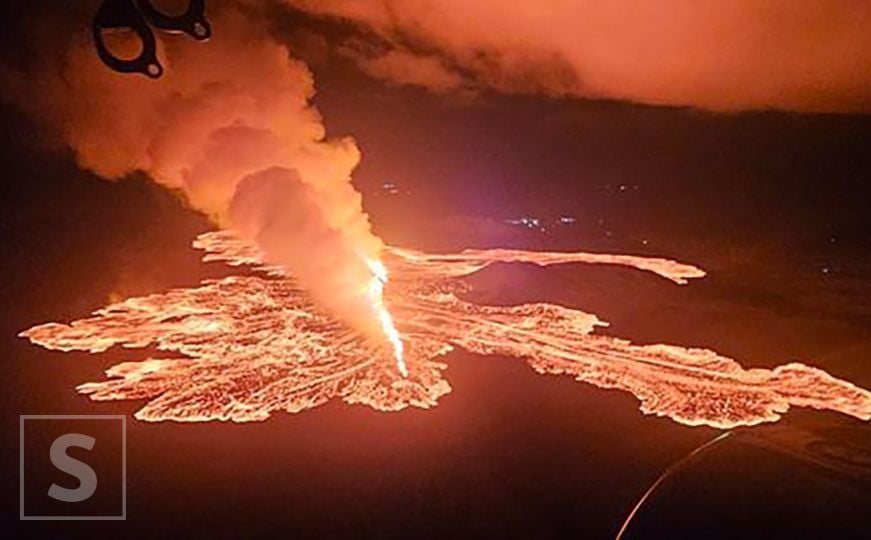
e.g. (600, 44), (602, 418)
(2, 3), (397, 342)
(287, 0), (871, 112)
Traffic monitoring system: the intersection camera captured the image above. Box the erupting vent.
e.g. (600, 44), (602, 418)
(21, 231), (871, 427)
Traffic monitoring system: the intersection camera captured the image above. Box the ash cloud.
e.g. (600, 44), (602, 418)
(286, 0), (871, 113)
(2, 3), (384, 334)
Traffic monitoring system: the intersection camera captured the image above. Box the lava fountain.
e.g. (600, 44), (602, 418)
(20, 230), (871, 428)
(365, 257), (407, 377)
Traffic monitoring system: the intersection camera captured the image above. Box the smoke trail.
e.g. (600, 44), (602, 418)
(2, 4), (387, 336)
(285, 0), (871, 112)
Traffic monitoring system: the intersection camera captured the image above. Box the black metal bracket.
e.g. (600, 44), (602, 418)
(92, 0), (210, 79)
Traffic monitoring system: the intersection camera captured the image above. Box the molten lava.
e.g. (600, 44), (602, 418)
(365, 257), (407, 377)
(21, 231), (871, 427)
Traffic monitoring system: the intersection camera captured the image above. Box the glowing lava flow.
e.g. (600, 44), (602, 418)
(20, 230), (871, 427)
(365, 258), (407, 377)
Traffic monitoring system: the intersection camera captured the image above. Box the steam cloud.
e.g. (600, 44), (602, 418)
(3, 4), (385, 334)
(287, 0), (871, 112)
(3, 1), (866, 333)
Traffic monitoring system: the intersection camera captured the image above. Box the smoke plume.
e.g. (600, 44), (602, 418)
(3, 4), (386, 335)
(286, 0), (871, 113)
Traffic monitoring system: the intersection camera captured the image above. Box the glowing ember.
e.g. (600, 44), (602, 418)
(21, 231), (871, 427)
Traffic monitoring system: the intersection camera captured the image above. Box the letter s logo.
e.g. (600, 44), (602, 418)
(47, 433), (98, 503)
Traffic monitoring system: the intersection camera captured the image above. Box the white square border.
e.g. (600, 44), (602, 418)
(20, 415), (127, 521)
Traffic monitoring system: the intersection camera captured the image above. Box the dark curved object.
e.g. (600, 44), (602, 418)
(137, 0), (211, 41)
(92, 0), (162, 78)
(92, 0), (210, 79)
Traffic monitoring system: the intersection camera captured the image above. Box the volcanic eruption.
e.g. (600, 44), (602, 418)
(3, 3), (408, 368)
(8, 2), (871, 429)
(19, 230), (871, 427)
